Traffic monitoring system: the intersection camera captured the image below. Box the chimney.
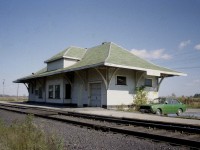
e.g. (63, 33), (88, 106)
(102, 42), (107, 45)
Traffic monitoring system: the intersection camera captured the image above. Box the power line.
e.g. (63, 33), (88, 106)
(2, 79), (5, 96)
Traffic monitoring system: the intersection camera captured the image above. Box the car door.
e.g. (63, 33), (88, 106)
(172, 99), (180, 113)
(163, 99), (173, 114)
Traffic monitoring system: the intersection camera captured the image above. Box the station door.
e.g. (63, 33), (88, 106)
(89, 83), (101, 107)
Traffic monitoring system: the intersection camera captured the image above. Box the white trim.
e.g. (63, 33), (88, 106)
(19, 63), (105, 81)
(104, 62), (187, 76)
(16, 61), (186, 83)
(63, 56), (81, 60)
(44, 56), (80, 63)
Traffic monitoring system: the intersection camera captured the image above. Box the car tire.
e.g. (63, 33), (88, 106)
(177, 109), (183, 116)
(156, 109), (162, 116)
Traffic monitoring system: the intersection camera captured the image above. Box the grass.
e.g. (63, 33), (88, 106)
(0, 96), (28, 102)
(179, 97), (200, 108)
(0, 115), (63, 150)
(116, 104), (138, 112)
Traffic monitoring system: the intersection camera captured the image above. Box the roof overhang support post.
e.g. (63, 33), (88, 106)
(37, 78), (43, 87)
(63, 74), (73, 87)
(29, 80), (35, 87)
(108, 67), (119, 89)
(157, 76), (165, 91)
(24, 83), (29, 92)
(95, 67), (120, 90)
(94, 68), (108, 89)
(74, 70), (87, 90)
(136, 71), (145, 87)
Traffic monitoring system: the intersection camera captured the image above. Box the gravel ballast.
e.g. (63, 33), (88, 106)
(0, 109), (189, 150)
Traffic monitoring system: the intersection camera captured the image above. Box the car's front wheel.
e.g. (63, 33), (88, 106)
(176, 109), (183, 116)
(156, 109), (162, 116)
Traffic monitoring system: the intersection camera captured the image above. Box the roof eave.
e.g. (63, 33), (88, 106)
(104, 62), (187, 77)
(13, 62), (105, 83)
(44, 56), (81, 63)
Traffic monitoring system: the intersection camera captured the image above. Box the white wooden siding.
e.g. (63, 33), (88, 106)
(107, 69), (135, 105)
(47, 59), (64, 71)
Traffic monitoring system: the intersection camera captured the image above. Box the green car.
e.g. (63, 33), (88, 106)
(139, 97), (187, 116)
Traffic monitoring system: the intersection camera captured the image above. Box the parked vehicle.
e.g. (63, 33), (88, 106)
(139, 97), (186, 116)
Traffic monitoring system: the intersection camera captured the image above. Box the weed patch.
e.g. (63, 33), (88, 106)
(0, 115), (63, 150)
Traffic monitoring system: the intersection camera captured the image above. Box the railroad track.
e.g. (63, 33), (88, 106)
(0, 103), (199, 149)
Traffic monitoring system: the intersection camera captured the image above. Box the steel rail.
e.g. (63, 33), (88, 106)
(0, 103), (199, 148)
(0, 103), (200, 133)
(63, 112), (200, 134)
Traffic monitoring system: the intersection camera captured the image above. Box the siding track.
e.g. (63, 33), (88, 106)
(0, 103), (199, 149)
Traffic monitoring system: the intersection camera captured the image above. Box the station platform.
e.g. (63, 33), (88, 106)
(0, 101), (200, 126)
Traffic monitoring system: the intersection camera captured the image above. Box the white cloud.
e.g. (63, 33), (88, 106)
(179, 40), (191, 49)
(131, 48), (172, 60)
(194, 44), (200, 50)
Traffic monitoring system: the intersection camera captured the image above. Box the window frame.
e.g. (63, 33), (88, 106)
(144, 78), (153, 87)
(55, 85), (60, 99)
(116, 75), (127, 85)
(48, 85), (54, 99)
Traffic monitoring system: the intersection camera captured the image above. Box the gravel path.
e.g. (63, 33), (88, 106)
(0, 109), (189, 150)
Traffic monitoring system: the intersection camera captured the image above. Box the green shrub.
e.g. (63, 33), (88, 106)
(116, 104), (126, 111)
(0, 115), (63, 150)
(134, 86), (148, 108)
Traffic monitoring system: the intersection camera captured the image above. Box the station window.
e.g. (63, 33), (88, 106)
(38, 87), (42, 98)
(55, 85), (60, 99)
(145, 78), (152, 87)
(48, 85), (53, 99)
(116, 76), (127, 85)
(65, 84), (71, 99)
(35, 90), (38, 96)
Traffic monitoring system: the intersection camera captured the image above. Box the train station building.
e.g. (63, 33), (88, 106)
(14, 42), (186, 108)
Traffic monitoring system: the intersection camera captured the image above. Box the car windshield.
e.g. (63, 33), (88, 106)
(150, 98), (166, 104)
(150, 98), (181, 104)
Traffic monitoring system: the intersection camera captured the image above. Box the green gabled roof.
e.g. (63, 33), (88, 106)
(63, 42), (110, 70)
(34, 67), (47, 75)
(44, 46), (86, 63)
(14, 42), (186, 83)
(105, 43), (179, 74)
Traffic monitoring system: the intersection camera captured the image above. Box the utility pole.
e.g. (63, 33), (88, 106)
(2, 79), (5, 97)
(17, 83), (19, 99)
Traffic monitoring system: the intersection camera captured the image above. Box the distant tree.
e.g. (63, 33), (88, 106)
(194, 93), (200, 98)
(171, 93), (176, 98)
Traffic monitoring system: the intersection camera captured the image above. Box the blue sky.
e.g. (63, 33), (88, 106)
(0, 0), (200, 96)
